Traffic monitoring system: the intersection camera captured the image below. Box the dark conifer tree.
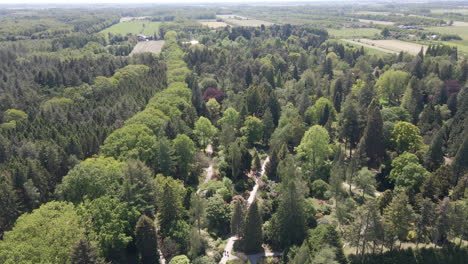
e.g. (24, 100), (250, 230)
(358, 99), (385, 169)
(135, 215), (160, 264)
(70, 239), (104, 264)
(244, 200), (263, 253)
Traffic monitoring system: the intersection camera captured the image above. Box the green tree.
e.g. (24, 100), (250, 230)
(383, 193), (415, 249)
(401, 77), (423, 122)
(206, 195), (231, 236)
(0, 180), (19, 236)
(189, 193), (206, 233)
(231, 198), (245, 237)
(339, 98), (361, 157)
(358, 99), (385, 169)
(78, 196), (139, 261)
(452, 134), (468, 183)
(295, 125), (331, 178)
(391, 121), (423, 153)
(173, 134), (196, 183)
(135, 215), (160, 264)
(305, 98), (337, 125)
(425, 130), (444, 171)
(56, 157), (125, 204)
(71, 239), (105, 264)
(169, 255), (190, 264)
(154, 137), (175, 176)
(0, 201), (84, 264)
(194, 116), (217, 149)
(244, 200), (263, 253)
(389, 152), (429, 194)
(120, 160), (156, 214)
(158, 179), (186, 236)
(375, 70), (410, 105)
(241, 116), (264, 145)
(353, 167), (377, 199)
(218, 107), (240, 130)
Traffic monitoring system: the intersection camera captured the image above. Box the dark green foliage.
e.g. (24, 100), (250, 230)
(135, 215), (160, 264)
(70, 239), (105, 264)
(243, 200), (263, 253)
(425, 130), (444, 171)
(358, 99), (385, 168)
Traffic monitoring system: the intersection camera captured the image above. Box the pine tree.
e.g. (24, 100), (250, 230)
(333, 78), (343, 112)
(244, 200), (263, 253)
(425, 130), (444, 171)
(452, 134), (468, 183)
(401, 77), (423, 123)
(135, 215), (160, 264)
(230, 198), (245, 237)
(339, 97), (361, 157)
(70, 239), (104, 264)
(358, 99), (385, 169)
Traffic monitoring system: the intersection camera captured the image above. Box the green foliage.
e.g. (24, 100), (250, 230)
(296, 125), (331, 178)
(391, 121), (423, 153)
(0, 201), (84, 264)
(173, 134), (196, 182)
(135, 215), (160, 264)
(375, 70), (410, 105)
(194, 116), (217, 148)
(305, 98), (337, 125)
(311, 179), (330, 199)
(156, 175), (187, 236)
(353, 167), (377, 198)
(389, 152), (429, 193)
(4, 109), (28, 122)
(243, 200), (263, 253)
(206, 195), (231, 236)
(241, 116), (264, 145)
(77, 196), (139, 260)
(56, 156), (125, 204)
(70, 239), (105, 264)
(169, 255), (190, 264)
(359, 99), (385, 168)
(383, 193), (415, 244)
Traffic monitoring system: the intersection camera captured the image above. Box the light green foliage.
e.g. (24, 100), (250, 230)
(241, 116), (264, 145)
(218, 107), (240, 129)
(391, 121), (423, 153)
(295, 125), (331, 177)
(206, 98), (221, 121)
(101, 124), (157, 164)
(311, 179), (330, 199)
(353, 167), (377, 198)
(56, 156), (125, 204)
(194, 116), (217, 148)
(155, 175), (187, 234)
(375, 70), (410, 105)
(206, 195), (231, 236)
(169, 255), (190, 264)
(389, 152), (429, 192)
(4, 109), (28, 122)
(100, 21), (161, 36)
(0, 201), (84, 264)
(125, 108), (169, 135)
(305, 98), (337, 125)
(78, 196), (139, 259)
(383, 193), (415, 243)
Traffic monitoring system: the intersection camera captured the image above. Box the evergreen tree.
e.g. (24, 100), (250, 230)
(135, 215), (160, 264)
(332, 78), (343, 112)
(401, 77), (423, 122)
(70, 239), (104, 264)
(383, 193), (415, 249)
(230, 198), (245, 237)
(425, 130), (444, 171)
(339, 97), (360, 157)
(452, 134), (468, 183)
(244, 200), (263, 253)
(358, 99), (385, 169)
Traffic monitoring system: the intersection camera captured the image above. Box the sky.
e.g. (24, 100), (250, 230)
(0, 0), (352, 4)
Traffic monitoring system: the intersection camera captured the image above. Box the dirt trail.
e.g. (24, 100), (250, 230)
(219, 157), (270, 264)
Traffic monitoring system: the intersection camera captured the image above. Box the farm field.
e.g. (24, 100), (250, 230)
(346, 38), (426, 55)
(199, 20), (229, 28)
(217, 15), (273, 27)
(431, 8), (468, 15)
(338, 39), (390, 56)
(129, 40), (165, 56)
(327, 27), (381, 38)
(100, 21), (161, 36)
(359, 19), (395, 25)
(427, 26), (468, 39)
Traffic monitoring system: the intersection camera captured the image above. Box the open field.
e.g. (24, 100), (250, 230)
(100, 21), (161, 36)
(338, 39), (389, 56)
(427, 26), (468, 39)
(217, 15), (273, 27)
(129, 40), (165, 56)
(199, 20), (229, 28)
(359, 19), (395, 26)
(431, 8), (468, 15)
(328, 28), (381, 38)
(344, 39), (426, 55)
(119, 16), (151, 23)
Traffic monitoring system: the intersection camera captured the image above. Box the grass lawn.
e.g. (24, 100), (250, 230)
(337, 39), (389, 57)
(327, 28), (381, 39)
(100, 21), (161, 36)
(426, 26), (468, 39)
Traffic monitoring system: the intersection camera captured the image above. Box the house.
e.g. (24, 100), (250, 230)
(137, 34), (151, 41)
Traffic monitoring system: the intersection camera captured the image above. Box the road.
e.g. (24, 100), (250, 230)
(219, 157), (270, 264)
(204, 144), (214, 183)
(342, 182), (381, 197)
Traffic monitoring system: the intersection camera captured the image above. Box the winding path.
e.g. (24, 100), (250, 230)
(204, 144), (214, 183)
(219, 157), (270, 264)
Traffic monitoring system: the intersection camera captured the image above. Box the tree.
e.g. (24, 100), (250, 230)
(381, 28), (390, 37)
(154, 137), (175, 176)
(311, 179), (330, 199)
(231, 197), (245, 237)
(389, 152), (429, 195)
(401, 77), (423, 122)
(414, 198), (436, 246)
(244, 200), (263, 253)
(375, 70), (410, 105)
(391, 121), (423, 153)
(78, 196), (139, 261)
(169, 255), (190, 264)
(194, 116), (217, 149)
(358, 99), (385, 169)
(425, 130), (444, 171)
(339, 98), (361, 157)
(173, 134), (196, 183)
(206, 195), (231, 236)
(241, 116), (264, 146)
(353, 167), (377, 199)
(56, 157), (125, 204)
(71, 239), (105, 264)
(0, 201), (84, 264)
(135, 215), (160, 264)
(206, 98), (221, 121)
(218, 107), (240, 130)
(158, 179), (186, 236)
(383, 193), (415, 249)
(189, 193), (206, 234)
(452, 134), (468, 183)
(295, 125), (331, 178)
(0, 180), (19, 236)
(120, 160), (156, 214)
(305, 98), (337, 125)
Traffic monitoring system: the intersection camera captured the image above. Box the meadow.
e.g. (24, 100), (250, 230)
(327, 28), (381, 39)
(100, 21), (161, 36)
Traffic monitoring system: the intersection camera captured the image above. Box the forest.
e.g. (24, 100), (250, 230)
(0, 1), (467, 264)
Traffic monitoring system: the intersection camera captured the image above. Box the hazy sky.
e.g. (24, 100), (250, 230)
(0, 0), (337, 4)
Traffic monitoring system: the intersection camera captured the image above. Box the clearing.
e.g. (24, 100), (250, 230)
(346, 39), (426, 55)
(129, 40), (165, 56)
(327, 28), (381, 38)
(199, 20), (229, 28)
(217, 15), (273, 27)
(100, 21), (161, 36)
